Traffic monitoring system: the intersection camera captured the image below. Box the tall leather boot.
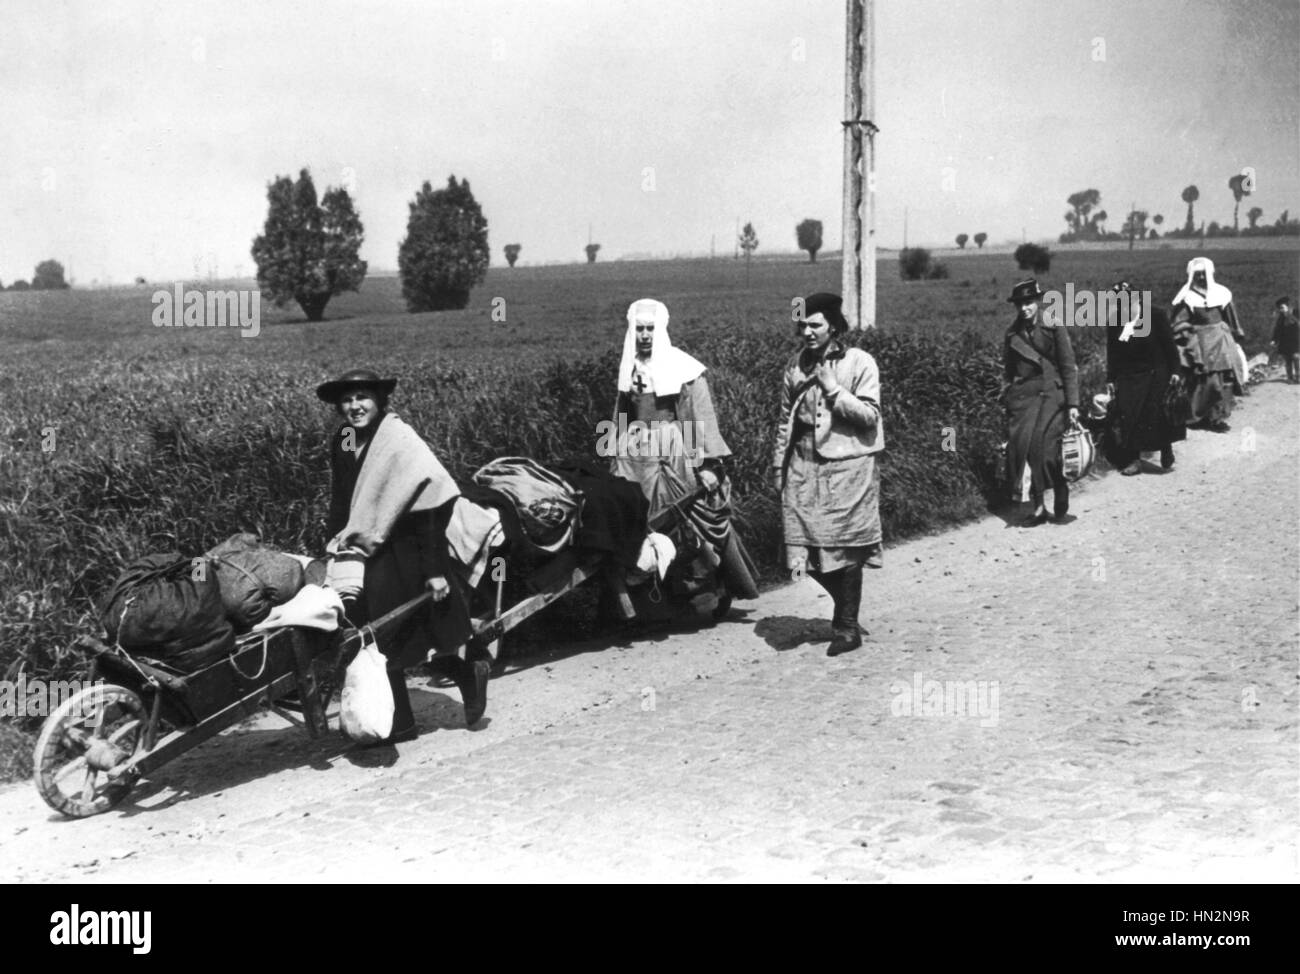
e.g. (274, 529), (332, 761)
(453, 652), (491, 728)
(827, 564), (864, 657)
(1052, 478), (1070, 521)
(807, 568), (842, 631)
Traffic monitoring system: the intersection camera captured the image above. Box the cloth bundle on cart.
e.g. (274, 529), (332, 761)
(206, 533), (307, 631)
(470, 457), (583, 553)
(98, 553), (235, 672)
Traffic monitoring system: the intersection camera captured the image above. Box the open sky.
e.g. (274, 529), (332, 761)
(2, 0), (1297, 284)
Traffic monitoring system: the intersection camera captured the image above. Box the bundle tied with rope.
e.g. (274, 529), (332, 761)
(98, 553), (235, 672)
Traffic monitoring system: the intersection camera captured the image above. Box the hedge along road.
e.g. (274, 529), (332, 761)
(0, 378), (1295, 882)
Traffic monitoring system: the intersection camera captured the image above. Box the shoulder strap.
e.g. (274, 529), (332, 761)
(1008, 332), (1060, 381)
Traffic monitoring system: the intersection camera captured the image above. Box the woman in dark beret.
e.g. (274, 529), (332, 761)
(772, 293), (884, 656)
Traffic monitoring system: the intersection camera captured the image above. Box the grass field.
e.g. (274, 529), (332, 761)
(2, 243), (1296, 776)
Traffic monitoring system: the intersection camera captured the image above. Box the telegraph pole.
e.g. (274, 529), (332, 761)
(841, 0), (877, 329)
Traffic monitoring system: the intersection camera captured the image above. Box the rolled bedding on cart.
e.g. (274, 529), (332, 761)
(98, 534), (315, 673)
(455, 456), (654, 585)
(99, 552), (236, 672)
(206, 533), (307, 631)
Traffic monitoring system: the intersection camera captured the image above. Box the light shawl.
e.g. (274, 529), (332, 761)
(616, 298), (707, 395)
(330, 413), (459, 558)
(1172, 256), (1234, 310)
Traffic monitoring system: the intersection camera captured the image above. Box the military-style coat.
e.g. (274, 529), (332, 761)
(772, 343), (883, 474)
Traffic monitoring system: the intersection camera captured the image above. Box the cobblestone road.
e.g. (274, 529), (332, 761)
(2, 381), (1296, 882)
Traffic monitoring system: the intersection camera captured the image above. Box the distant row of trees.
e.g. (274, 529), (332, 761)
(898, 242), (1051, 284)
(500, 242), (599, 267)
(255, 200), (843, 304)
(253, 170), (620, 316)
(2, 260), (69, 292)
(1058, 184), (1299, 248)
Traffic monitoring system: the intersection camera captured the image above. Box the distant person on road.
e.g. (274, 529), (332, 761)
(609, 298), (759, 622)
(1001, 279), (1080, 526)
(318, 368), (489, 744)
(1170, 257), (1246, 432)
(773, 292), (883, 657)
(1270, 297), (1300, 384)
(1104, 281), (1186, 474)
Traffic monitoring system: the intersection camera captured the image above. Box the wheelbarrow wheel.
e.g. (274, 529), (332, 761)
(34, 683), (146, 819)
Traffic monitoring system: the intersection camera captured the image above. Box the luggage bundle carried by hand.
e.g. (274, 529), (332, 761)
(98, 534), (308, 673)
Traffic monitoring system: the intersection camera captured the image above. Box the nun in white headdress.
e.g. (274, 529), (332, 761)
(609, 298), (759, 618)
(1170, 257), (1246, 431)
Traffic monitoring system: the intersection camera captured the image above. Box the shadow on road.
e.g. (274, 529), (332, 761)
(753, 615), (833, 651)
(102, 686), (480, 816)
(486, 605), (758, 678)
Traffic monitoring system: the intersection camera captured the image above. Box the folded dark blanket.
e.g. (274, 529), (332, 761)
(549, 458), (649, 569)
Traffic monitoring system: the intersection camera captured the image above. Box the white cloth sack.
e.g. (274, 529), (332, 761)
(340, 635), (394, 744)
(1234, 342), (1249, 388)
(635, 532), (678, 580)
(252, 584), (345, 632)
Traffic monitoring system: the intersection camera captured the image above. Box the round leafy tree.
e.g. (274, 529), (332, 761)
(32, 260), (70, 290)
(1013, 243), (1051, 274)
(251, 168), (367, 321)
(796, 219), (823, 262)
(399, 175), (489, 312)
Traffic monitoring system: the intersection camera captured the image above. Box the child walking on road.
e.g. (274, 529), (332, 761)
(1271, 297), (1300, 384)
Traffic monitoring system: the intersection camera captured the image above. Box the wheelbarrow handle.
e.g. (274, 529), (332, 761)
(334, 591), (432, 669)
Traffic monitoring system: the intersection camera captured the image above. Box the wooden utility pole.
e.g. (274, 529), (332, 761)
(841, 0), (877, 329)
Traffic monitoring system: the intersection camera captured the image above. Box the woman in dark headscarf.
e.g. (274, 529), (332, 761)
(772, 293), (883, 657)
(1001, 279), (1079, 526)
(318, 368), (488, 744)
(1170, 257), (1245, 432)
(1104, 281), (1186, 474)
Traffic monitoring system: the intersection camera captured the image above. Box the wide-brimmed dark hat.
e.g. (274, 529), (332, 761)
(315, 368), (397, 404)
(1007, 279), (1046, 304)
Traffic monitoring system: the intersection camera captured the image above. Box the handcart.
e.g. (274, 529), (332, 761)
(34, 491), (707, 818)
(33, 549), (609, 819)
